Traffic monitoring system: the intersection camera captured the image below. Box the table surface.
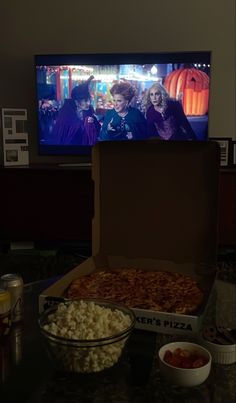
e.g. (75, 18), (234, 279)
(1, 276), (236, 403)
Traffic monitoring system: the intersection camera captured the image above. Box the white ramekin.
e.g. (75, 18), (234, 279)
(199, 333), (236, 364)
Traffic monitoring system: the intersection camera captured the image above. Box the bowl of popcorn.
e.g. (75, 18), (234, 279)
(38, 298), (136, 373)
(158, 341), (212, 387)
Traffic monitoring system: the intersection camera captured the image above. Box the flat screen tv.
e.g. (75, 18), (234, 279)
(35, 51), (211, 157)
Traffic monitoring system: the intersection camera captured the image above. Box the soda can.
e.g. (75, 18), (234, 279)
(0, 288), (11, 337)
(0, 335), (10, 382)
(0, 274), (24, 323)
(10, 323), (23, 365)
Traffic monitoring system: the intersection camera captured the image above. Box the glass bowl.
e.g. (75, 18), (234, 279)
(38, 298), (136, 373)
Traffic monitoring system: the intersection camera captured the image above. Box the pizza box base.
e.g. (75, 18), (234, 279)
(39, 254), (216, 336)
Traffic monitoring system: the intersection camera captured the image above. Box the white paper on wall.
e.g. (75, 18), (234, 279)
(1, 108), (29, 166)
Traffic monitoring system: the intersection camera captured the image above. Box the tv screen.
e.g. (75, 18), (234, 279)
(35, 52), (211, 156)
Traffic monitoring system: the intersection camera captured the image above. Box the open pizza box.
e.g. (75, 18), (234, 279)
(39, 140), (220, 335)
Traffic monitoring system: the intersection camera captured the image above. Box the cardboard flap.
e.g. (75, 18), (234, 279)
(92, 141), (220, 264)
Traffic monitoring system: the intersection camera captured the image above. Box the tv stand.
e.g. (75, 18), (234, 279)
(0, 165), (236, 247)
(58, 162), (92, 168)
(10, 241), (35, 251)
(0, 165), (93, 244)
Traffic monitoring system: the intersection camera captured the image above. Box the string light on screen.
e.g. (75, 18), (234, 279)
(151, 65), (158, 75)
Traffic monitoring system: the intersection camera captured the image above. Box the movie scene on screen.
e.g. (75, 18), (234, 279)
(35, 53), (211, 154)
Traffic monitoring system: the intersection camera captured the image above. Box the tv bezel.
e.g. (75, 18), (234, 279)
(34, 51), (211, 157)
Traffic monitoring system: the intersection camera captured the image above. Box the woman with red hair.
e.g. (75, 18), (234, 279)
(99, 81), (147, 141)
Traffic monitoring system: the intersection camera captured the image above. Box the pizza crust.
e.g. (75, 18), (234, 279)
(65, 268), (204, 315)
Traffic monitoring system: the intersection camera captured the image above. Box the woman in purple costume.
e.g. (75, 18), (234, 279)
(52, 76), (101, 145)
(51, 98), (84, 145)
(144, 83), (196, 141)
(71, 76), (101, 145)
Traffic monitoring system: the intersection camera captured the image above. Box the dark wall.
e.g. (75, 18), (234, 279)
(0, 0), (235, 165)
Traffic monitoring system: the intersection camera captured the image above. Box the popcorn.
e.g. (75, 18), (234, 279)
(43, 300), (132, 373)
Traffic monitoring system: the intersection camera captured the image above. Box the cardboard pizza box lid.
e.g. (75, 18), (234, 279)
(92, 141), (220, 265)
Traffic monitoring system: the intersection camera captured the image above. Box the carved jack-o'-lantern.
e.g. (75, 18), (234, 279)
(164, 67), (210, 116)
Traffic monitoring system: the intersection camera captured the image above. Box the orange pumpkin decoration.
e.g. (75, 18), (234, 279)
(164, 67), (210, 116)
